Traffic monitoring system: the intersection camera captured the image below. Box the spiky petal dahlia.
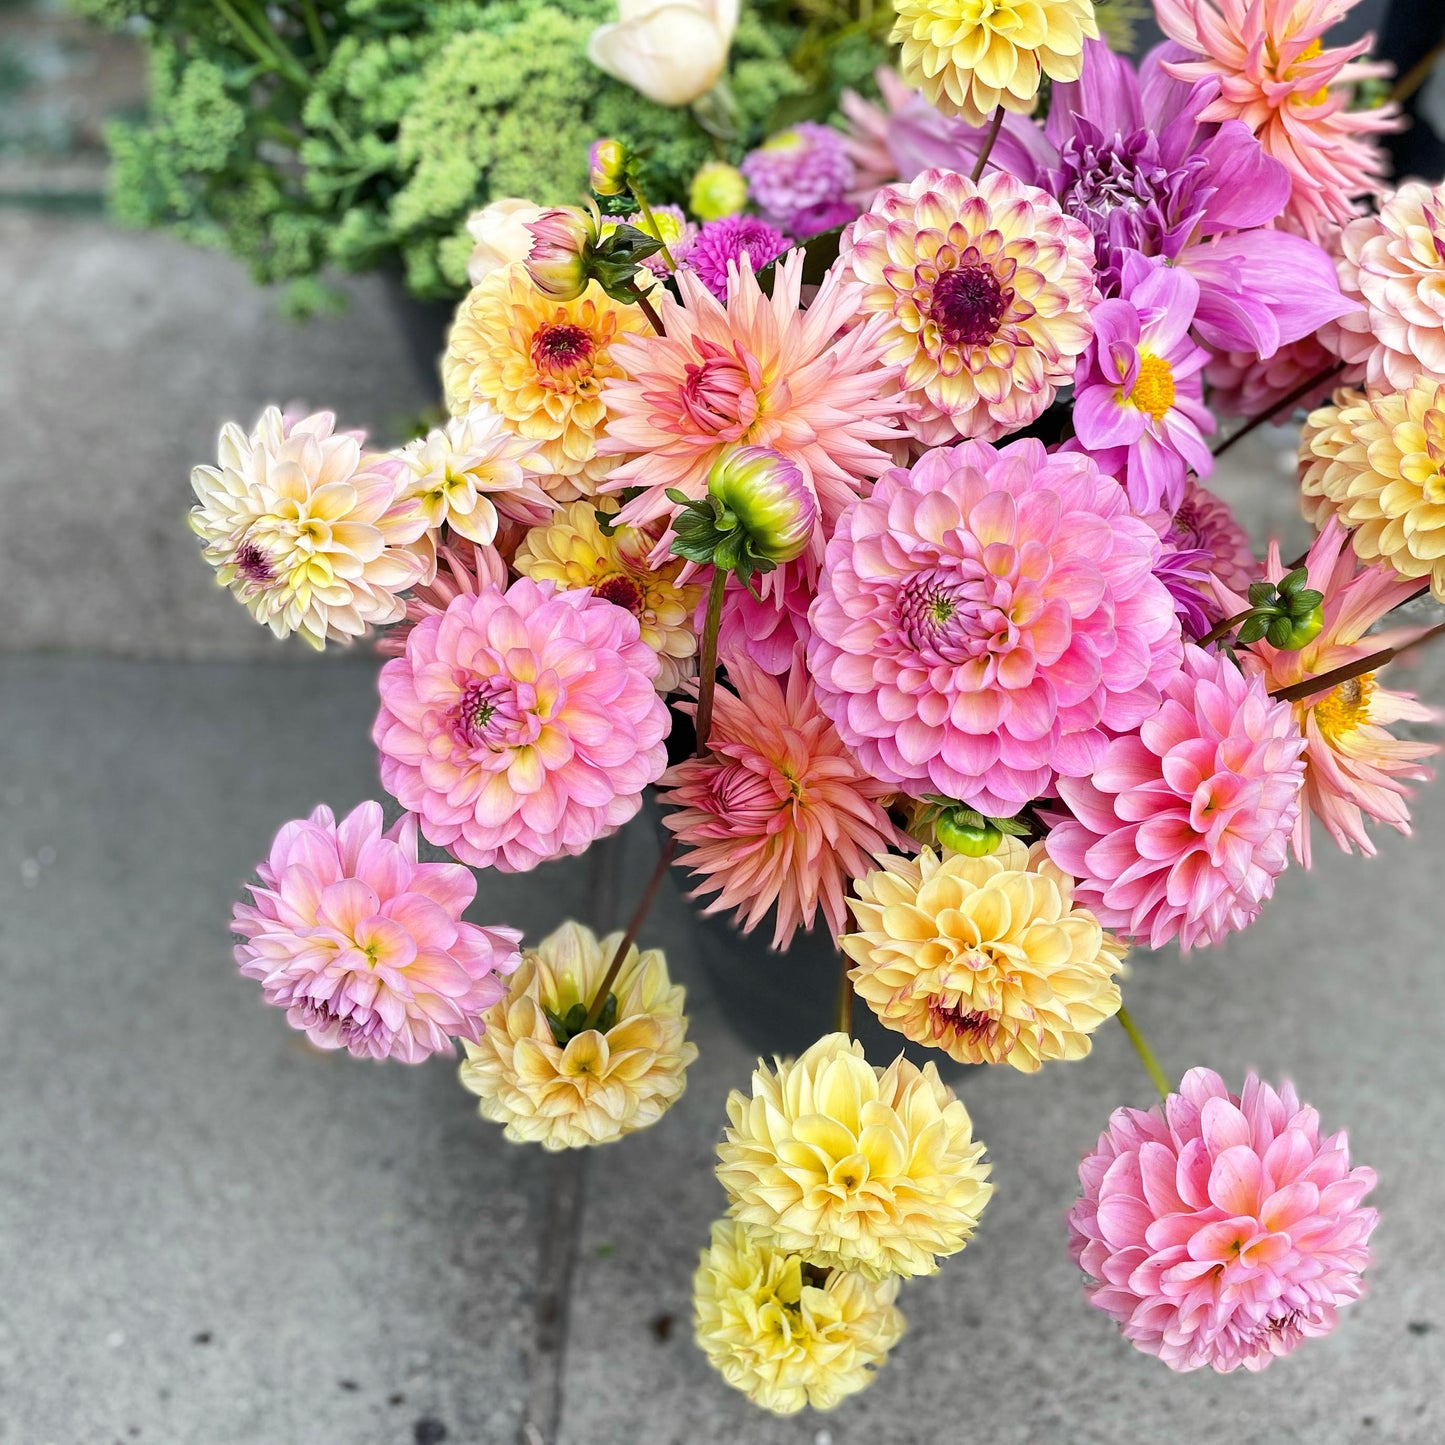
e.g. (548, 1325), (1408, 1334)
(373, 579), (670, 872)
(842, 169), (1098, 445)
(658, 648), (905, 949)
(1157, 0), (1396, 242)
(808, 438), (1183, 818)
(231, 802), (521, 1062)
(841, 838), (1125, 1072)
(1047, 644), (1306, 951)
(459, 921), (696, 1150)
(1069, 1067), (1378, 1373)
(1219, 521), (1438, 866)
(890, 0), (1097, 127)
(189, 406), (429, 649)
(600, 252), (903, 571)
(1321, 182), (1445, 392)
(693, 1220), (905, 1415)
(1299, 380), (1445, 601)
(717, 1033), (993, 1280)
(442, 263), (650, 501)
(514, 501), (702, 693)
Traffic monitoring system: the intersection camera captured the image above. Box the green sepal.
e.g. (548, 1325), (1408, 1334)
(544, 995), (616, 1046)
(1236, 615), (1270, 644)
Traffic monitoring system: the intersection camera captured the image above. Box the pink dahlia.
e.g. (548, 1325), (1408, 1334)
(714, 560), (814, 676)
(1157, 0), (1396, 243)
(741, 122), (854, 234)
(807, 438), (1183, 817)
(1068, 1066), (1378, 1373)
(685, 216), (791, 301)
(1047, 644), (1306, 950)
(1205, 333), (1345, 422)
(838, 67), (920, 208)
(658, 647), (906, 948)
(376, 537), (509, 658)
(231, 802), (521, 1062)
(600, 252), (903, 572)
(373, 578), (670, 872)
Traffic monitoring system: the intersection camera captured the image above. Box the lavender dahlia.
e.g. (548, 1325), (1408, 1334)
(741, 123), (854, 235)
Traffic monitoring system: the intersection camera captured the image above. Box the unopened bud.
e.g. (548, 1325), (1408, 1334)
(706, 447), (815, 564)
(589, 138), (629, 197)
(689, 160), (747, 222)
(525, 207), (597, 302)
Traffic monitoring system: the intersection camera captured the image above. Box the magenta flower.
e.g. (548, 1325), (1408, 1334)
(1047, 644), (1306, 950)
(373, 579), (670, 872)
(685, 215), (791, 300)
(741, 122), (854, 235)
(1152, 479), (1258, 639)
(807, 438), (1183, 817)
(1068, 1067), (1378, 1373)
(231, 802), (521, 1062)
(1070, 253), (1214, 514)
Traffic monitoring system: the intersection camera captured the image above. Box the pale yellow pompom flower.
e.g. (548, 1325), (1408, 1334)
(841, 838), (1125, 1071)
(693, 1220), (905, 1415)
(716, 1033), (992, 1280)
(1299, 380), (1445, 601)
(890, 0), (1098, 127)
(514, 500), (702, 693)
(459, 921), (697, 1151)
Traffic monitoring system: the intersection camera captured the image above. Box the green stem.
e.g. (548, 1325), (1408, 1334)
(692, 568), (728, 759)
(214, 0), (309, 87)
(834, 947), (854, 1037)
(1116, 1006), (1170, 1100)
(298, 0), (328, 61)
(632, 187), (679, 273)
(1198, 607), (1255, 649)
(581, 837), (677, 1031)
(970, 104), (1007, 183)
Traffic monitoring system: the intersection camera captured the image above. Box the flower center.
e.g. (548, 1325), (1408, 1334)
(707, 761), (780, 825)
(455, 676), (524, 749)
(1311, 672), (1375, 741)
(1130, 353), (1176, 423)
(896, 570), (1001, 660)
(234, 540), (275, 585)
(1284, 38), (1330, 104)
(532, 322), (594, 378)
(681, 349), (749, 433)
(931, 265), (1009, 348)
(928, 998), (997, 1045)
(594, 572), (646, 615)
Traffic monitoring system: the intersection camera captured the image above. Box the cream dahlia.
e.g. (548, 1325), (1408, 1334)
(842, 168), (1099, 444)
(459, 921), (697, 1150)
(693, 1220), (905, 1414)
(716, 1033), (993, 1280)
(841, 839), (1125, 1071)
(189, 406), (429, 649)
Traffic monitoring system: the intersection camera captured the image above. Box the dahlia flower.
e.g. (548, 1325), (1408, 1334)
(391, 405), (553, 547)
(1151, 479), (1258, 640)
(513, 500), (702, 693)
(1299, 380), (1445, 601)
(689, 160), (748, 221)
(600, 252), (903, 571)
(841, 839), (1125, 1072)
(1069, 1066), (1378, 1373)
(741, 123), (854, 234)
(1157, 0), (1396, 242)
(890, 0), (1097, 127)
(626, 205), (696, 277)
(842, 168), (1098, 445)
(1218, 521), (1438, 866)
(442, 262), (650, 500)
(715, 560), (813, 675)
(693, 1220), (905, 1415)
(189, 406), (429, 649)
(231, 802), (521, 1063)
(459, 921), (696, 1150)
(717, 1033), (993, 1280)
(838, 67), (918, 207)
(1070, 253), (1214, 514)
(1205, 333), (1344, 421)
(685, 215), (790, 301)
(373, 579), (670, 872)
(658, 647), (904, 949)
(376, 538), (509, 658)
(1321, 181), (1445, 394)
(808, 438), (1183, 818)
(1047, 644), (1306, 951)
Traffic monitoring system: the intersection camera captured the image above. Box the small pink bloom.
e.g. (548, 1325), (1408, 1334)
(1069, 1067), (1378, 1373)
(1205, 332), (1348, 421)
(231, 802), (521, 1062)
(714, 560), (814, 676)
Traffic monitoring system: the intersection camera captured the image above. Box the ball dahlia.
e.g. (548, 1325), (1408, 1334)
(373, 579), (670, 872)
(716, 1033), (993, 1280)
(1047, 644), (1307, 951)
(841, 839), (1125, 1072)
(842, 169), (1099, 445)
(685, 216), (791, 301)
(1205, 333), (1344, 422)
(189, 406), (429, 649)
(714, 560), (813, 676)
(693, 1220), (905, 1415)
(231, 802), (521, 1063)
(808, 438), (1183, 818)
(1068, 1066), (1378, 1373)
(740, 123), (854, 234)
(459, 921), (697, 1150)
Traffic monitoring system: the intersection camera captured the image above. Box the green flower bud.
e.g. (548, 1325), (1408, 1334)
(934, 809), (1003, 856)
(589, 138), (630, 197)
(706, 447), (816, 564)
(524, 206), (597, 302)
(1275, 603), (1325, 651)
(689, 160), (747, 222)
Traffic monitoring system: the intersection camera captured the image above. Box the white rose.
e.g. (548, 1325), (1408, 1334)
(464, 198), (546, 286)
(586, 0), (739, 108)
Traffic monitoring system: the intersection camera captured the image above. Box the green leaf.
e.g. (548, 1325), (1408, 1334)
(1292, 589), (1324, 612)
(755, 225), (845, 297)
(1247, 581), (1276, 607)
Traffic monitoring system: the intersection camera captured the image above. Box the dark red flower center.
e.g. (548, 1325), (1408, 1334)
(234, 540), (275, 585)
(931, 265), (1009, 348)
(532, 323), (594, 376)
(594, 572), (646, 615)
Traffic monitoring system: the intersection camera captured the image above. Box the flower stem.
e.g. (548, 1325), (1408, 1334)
(1211, 361), (1343, 459)
(298, 0), (328, 61)
(1268, 619), (1445, 705)
(834, 949), (854, 1037)
(693, 568), (728, 759)
(1198, 607), (1255, 648)
(633, 187), (679, 273)
(1115, 1006), (1170, 1100)
(970, 104), (1007, 183)
(582, 835), (678, 1031)
(628, 284), (667, 337)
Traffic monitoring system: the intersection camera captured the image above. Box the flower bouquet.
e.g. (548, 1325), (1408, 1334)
(191, 0), (1445, 1413)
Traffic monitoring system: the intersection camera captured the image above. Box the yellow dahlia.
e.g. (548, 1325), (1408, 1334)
(442, 262), (650, 501)
(458, 921), (697, 1151)
(513, 500), (702, 693)
(1299, 380), (1445, 601)
(891, 0), (1098, 126)
(840, 839), (1125, 1072)
(693, 1220), (905, 1415)
(716, 1033), (992, 1280)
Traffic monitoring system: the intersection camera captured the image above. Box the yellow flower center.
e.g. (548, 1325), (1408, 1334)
(1285, 38), (1330, 104)
(1129, 353), (1176, 423)
(1311, 672), (1375, 741)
